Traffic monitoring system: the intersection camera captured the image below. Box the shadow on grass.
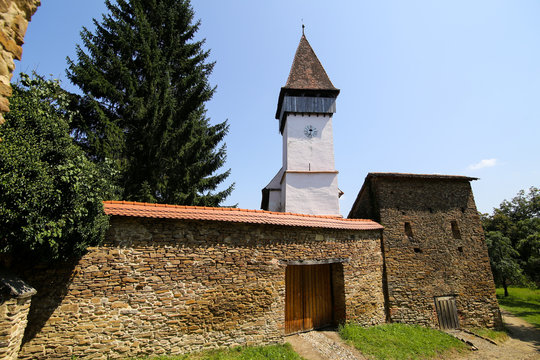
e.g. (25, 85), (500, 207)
(497, 297), (540, 310)
(497, 295), (540, 328)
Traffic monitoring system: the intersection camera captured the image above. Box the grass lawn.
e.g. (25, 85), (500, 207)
(129, 343), (304, 360)
(339, 323), (467, 360)
(496, 286), (540, 328)
(466, 327), (508, 343)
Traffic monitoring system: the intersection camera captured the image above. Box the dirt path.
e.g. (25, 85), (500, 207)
(286, 330), (366, 360)
(285, 311), (540, 360)
(450, 310), (540, 360)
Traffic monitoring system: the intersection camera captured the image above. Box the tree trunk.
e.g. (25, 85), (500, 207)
(502, 277), (509, 297)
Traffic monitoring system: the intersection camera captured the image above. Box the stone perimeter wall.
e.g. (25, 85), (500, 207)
(0, 296), (32, 360)
(0, 0), (40, 123)
(19, 218), (385, 359)
(358, 178), (502, 328)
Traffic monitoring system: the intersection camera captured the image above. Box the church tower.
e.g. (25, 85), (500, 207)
(261, 34), (341, 216)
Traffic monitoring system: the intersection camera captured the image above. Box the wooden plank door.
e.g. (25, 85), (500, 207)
(285, 264), (333, 334)
(434, 296), (460, 329)
(285, 265), (304, 334)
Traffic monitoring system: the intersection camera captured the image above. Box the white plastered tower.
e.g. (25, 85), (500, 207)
(261, 34), (341, 216)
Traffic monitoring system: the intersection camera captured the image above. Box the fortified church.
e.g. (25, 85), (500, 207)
(261, 34), (501, 330)
(2, 34), (502, 360)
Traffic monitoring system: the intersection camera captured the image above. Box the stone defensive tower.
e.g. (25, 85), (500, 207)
(349, 173), (502, 329)
(261, 34), (341, 216)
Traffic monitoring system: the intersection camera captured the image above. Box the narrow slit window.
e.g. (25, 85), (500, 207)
(404, 222), (414, 239)
(451, 221), (461, 239)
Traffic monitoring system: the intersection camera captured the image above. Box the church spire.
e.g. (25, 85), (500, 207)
(283, 35), (338, 92)
(275, 34), (340, 132)
(263, 33), (341, 216)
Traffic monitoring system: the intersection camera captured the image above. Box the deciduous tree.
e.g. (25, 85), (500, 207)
(483, 187), (540, 286)
(0, 74), (118, 263)
(485, 231), (523, 296)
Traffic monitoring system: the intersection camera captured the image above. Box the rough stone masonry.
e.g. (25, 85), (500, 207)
(349, 173), (502, 329)
(0, 273), (36, 360)
(18, 214), (386, 359)
(0, 0), (40, 123)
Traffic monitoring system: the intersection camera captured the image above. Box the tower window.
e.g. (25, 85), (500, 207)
(404, 222), (414, 239)
(451, 221), (461, 239)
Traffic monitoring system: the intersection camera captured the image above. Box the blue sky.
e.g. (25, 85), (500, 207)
(14, 1), (540, 215)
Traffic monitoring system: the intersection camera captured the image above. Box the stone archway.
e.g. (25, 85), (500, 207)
(0, 0), (41, 123)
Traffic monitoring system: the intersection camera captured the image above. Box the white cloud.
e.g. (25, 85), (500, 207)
(468, 158), (497, 170)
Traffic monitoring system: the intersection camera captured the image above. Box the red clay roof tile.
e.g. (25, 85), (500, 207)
(103, 201), (382, 231)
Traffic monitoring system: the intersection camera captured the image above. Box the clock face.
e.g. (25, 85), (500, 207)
(304, 125), (318, 138)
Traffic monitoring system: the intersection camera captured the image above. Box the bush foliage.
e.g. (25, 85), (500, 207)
(0, 74), (118, 263)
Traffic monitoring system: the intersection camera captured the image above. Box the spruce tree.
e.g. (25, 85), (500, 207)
(67, 0), (233, 206)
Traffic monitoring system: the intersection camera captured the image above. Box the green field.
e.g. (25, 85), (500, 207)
(129, 344), (304, 360)
(466, 327), (508, 342)
(496, 287), (540, 328)
(339, 323), (466, 360)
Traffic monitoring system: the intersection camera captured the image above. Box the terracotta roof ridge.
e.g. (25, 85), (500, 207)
(104, 200), (231, 211)
(338, 218), (377, 223)
(103, 201), (383, 231)
(102, 200), (376, 222)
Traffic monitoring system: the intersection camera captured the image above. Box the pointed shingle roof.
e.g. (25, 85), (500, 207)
(283, 35), (338, 91)
(275, 35), (340, 123)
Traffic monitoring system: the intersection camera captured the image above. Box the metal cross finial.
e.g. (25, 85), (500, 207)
(302, 21), (305, 36)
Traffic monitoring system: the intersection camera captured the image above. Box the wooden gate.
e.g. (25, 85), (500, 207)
(434, 296), (460, 329)
(285, 264), (333, 334)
